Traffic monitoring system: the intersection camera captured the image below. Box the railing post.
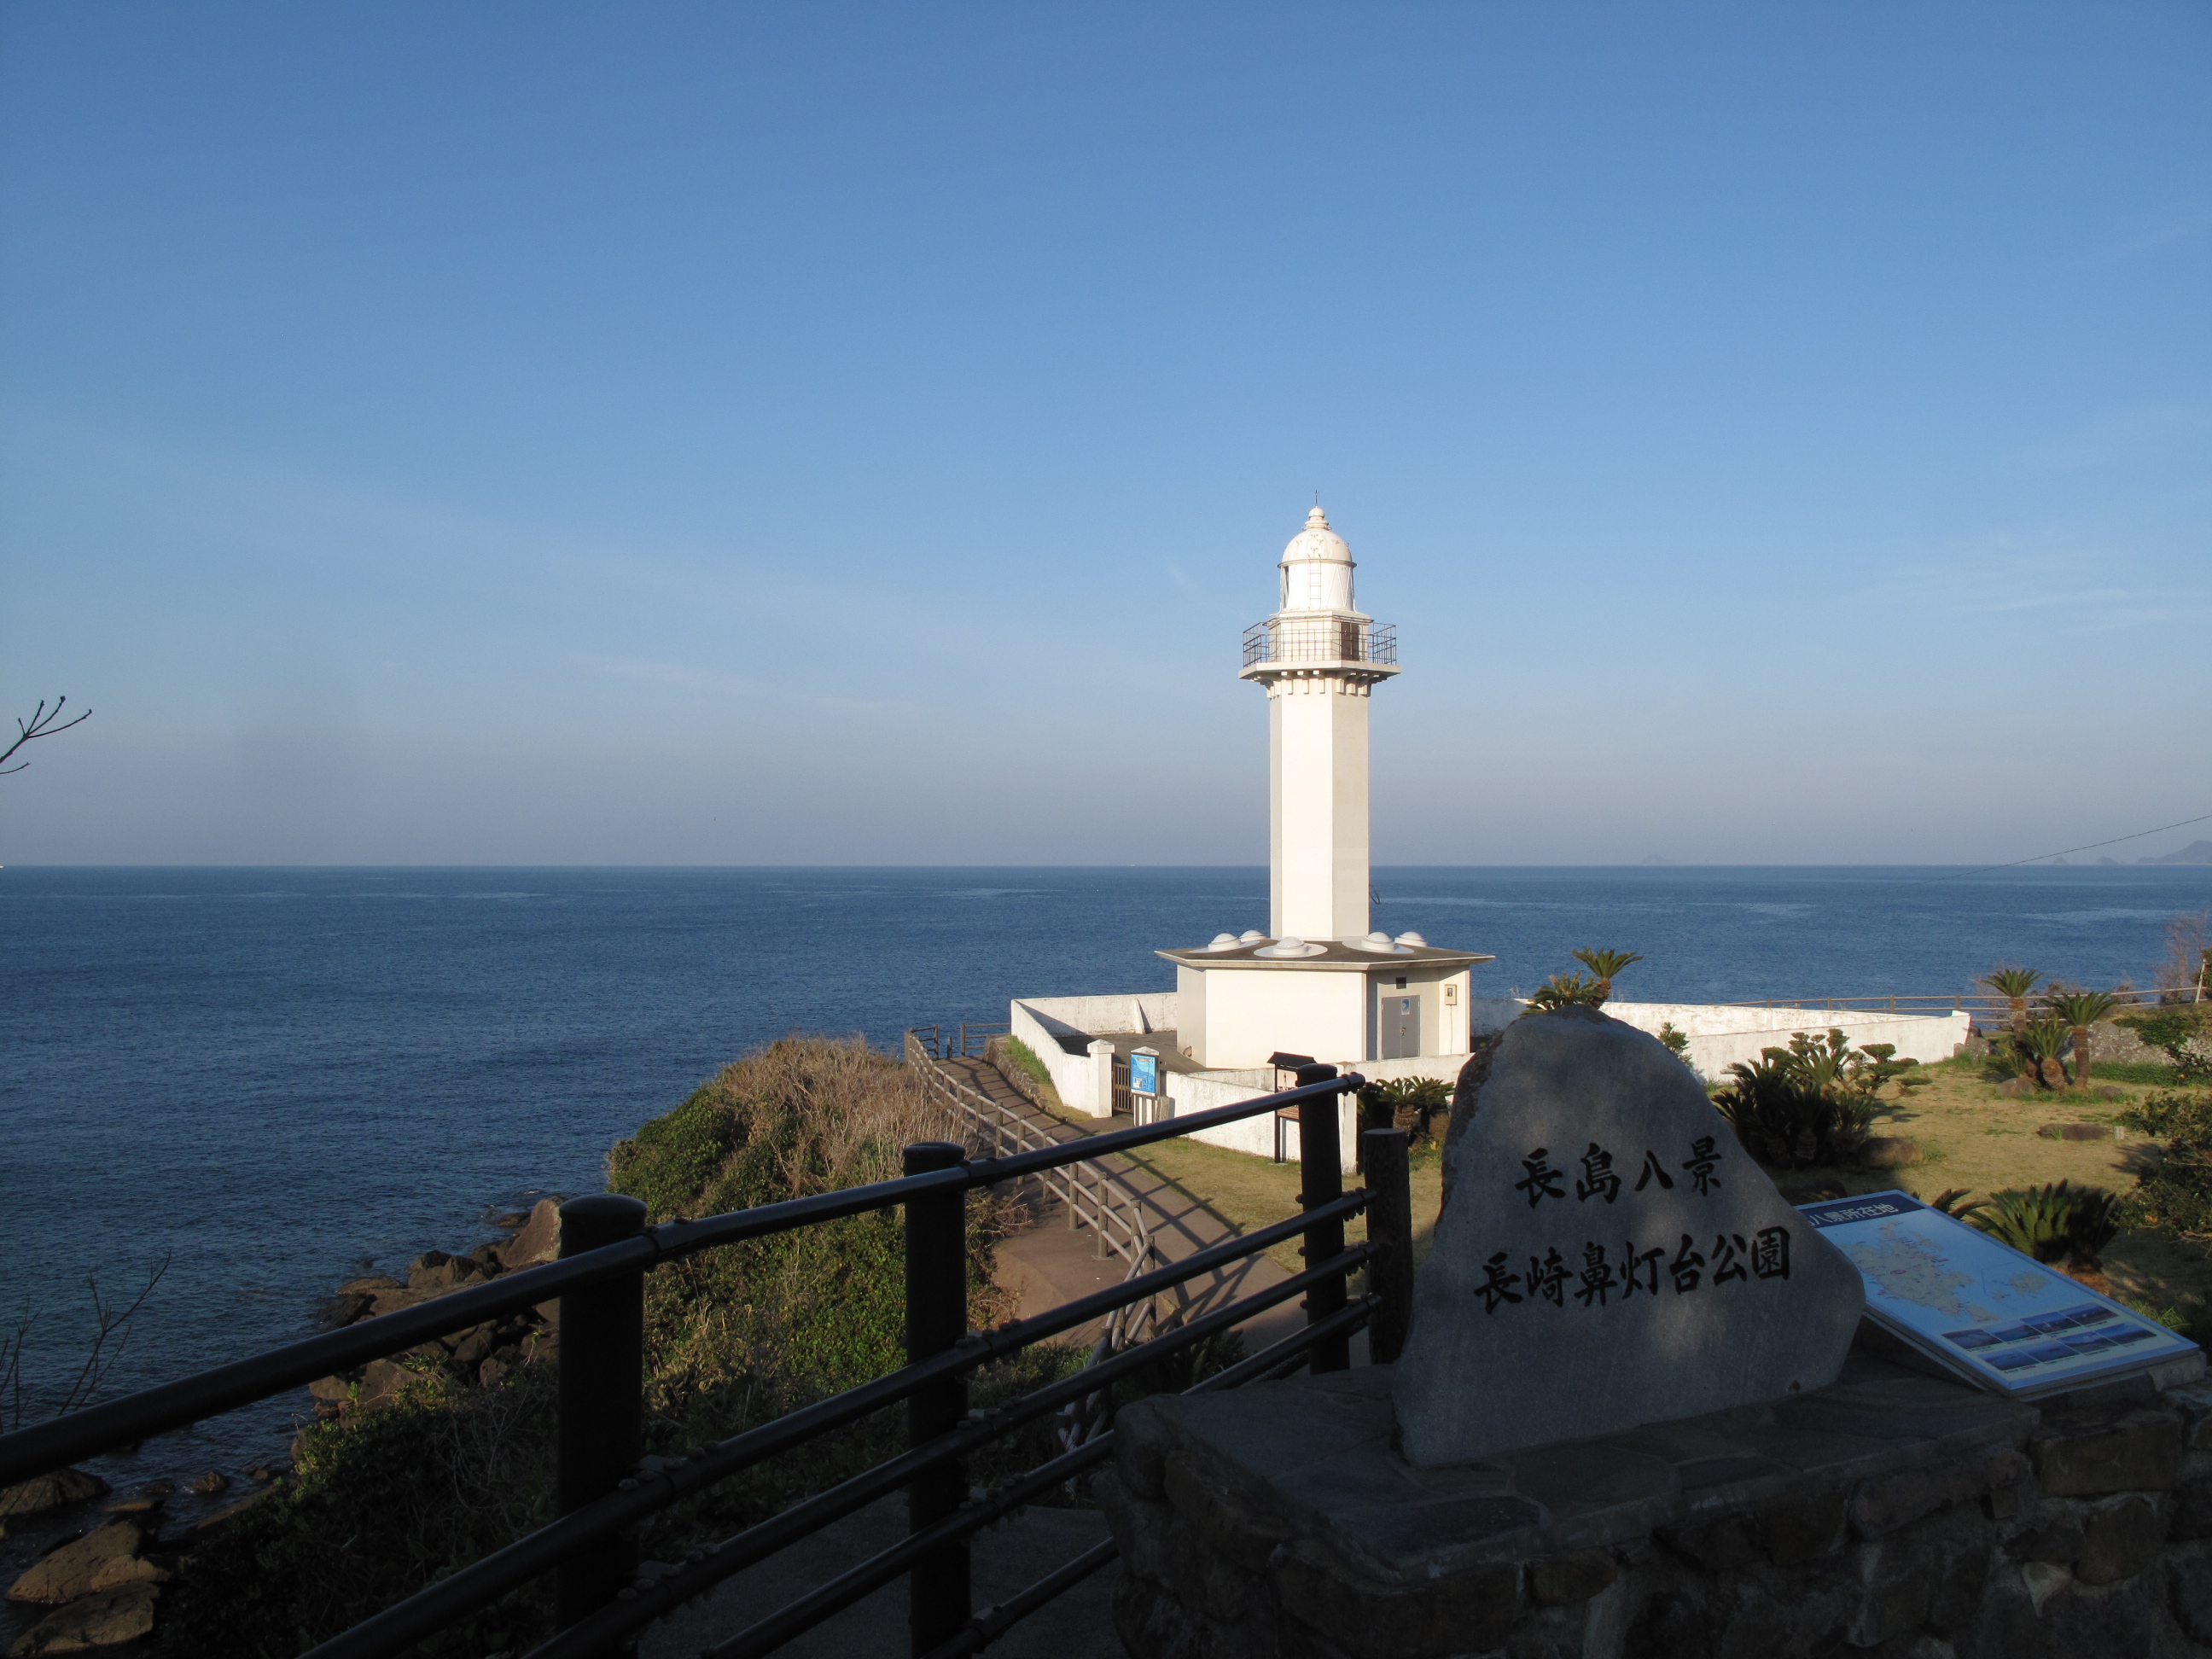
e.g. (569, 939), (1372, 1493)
(903, 1140), (971, 1657)
(554, 1193), (649, 1632)
(1360, 1126), (1414, 1364)
(1295, 1066), (1350, 1373)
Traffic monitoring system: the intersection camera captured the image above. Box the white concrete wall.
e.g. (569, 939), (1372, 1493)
(1188, 966), (1370, 1070)
(1158, 1067), (1360, 1173)
(1008, 1000), (1117, 1117)
(1467, 997), (1970, 1080)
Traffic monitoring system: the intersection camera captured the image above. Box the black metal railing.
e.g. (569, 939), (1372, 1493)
(0, 1065), (1412, 1659)
(1240, 617), (1398, 669)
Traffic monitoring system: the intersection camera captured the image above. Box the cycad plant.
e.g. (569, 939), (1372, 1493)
(1970, 1181), (2126, 1271)
(1525, 972), (1606, 1011)
(1570, 948), (1644, 1004)
(2043, 988), (2121, 1090)
(1712, 1052), (1877, 1169)
(2017, 1016), (2073, 1091)
(1980, 966), (2045, 1038)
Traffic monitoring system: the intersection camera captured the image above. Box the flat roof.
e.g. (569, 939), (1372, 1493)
(1155, 940), (1493, 972)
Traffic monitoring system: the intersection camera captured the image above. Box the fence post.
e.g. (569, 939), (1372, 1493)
(903, 1140), (971, 1657)
(1360, 1126), (1414, 1365)
(1295, 1066), (1350, 1373)
(554, 1193), (649, 1631)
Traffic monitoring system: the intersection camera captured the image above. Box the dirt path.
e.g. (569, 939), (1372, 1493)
(936, 1055), (1306, 1353)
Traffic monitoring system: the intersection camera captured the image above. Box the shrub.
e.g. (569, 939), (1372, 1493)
(2114, 1092), (2212, 1237)
(164, 1036), (1037, 1657)
(1359, 1076), (1453, 1144)
(1656, 1022), (1697, 1068)
(1524, 972), (1606, 1011)
(1713, 1054), (1875, 1169)
(1968, 1181), (2127, 1267)
(2117, 1008), (2211, 1084)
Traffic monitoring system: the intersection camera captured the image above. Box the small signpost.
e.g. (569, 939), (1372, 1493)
(1128, 1047), (1165, 1126)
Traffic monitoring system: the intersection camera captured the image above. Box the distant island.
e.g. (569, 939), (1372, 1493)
(2139, 840), (2212, 865)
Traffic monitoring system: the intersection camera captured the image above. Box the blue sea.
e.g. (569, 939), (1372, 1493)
(4, 863), (2209, 1485)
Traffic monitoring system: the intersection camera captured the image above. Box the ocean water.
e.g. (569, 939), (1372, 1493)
(4, 863), (2209, 1484)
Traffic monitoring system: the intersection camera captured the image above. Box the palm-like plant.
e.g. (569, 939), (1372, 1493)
(1970, 1181), (2125, 1270)
(1980, 966), (2044, 1037)
(2017, 1016), (2073, 1091)
(1571, 948), (1644, 1003)
(1525, 972), (1606, 1011)
(2043, 988), (2121, 1090)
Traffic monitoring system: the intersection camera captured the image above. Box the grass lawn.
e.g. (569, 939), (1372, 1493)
(1008, 1051), (2212, 1331)
(1738, 1051), (2212, 1326)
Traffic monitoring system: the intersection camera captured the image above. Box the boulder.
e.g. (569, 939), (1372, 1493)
(4, 1585), (158, 1655)
(8, 1520), (143, 1605)
(498, 1197), (563, 1268)
(1860, 1137), (1924, 1169)
(322, 1292), (374, 1326)
(307, 1374), (352, 1404)
(0, 1472), (108, 1529)
(184, 1472), (227, 1496)
(487, 1209), (530, 1229)
(336, 1274), (402, 1295)
(1397, 1006), (1864, 1466)
(407, 1251), (488, 1291)
(365, 1287), (435, 1318)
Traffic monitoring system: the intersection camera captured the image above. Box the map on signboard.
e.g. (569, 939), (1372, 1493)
(1801, 1190), (2199, 1393)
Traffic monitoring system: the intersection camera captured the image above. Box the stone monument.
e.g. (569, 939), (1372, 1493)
(1393, 1004), (1865, 1465)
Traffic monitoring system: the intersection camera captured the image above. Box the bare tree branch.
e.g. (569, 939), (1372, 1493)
(0, 696), (92, 775)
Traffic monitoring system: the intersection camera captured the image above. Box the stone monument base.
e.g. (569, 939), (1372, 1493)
(1100, 1333), (2212, 1657)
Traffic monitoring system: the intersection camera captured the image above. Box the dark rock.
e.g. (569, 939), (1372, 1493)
(185, 1471), (229, 1496)
(2009, 1516), (2087, 1563)
(487, 1209), (529, 1229)
(407, 1251), (487, 1291)
(355, 1359), (417, 1409)
(1860, 1137), (1924, 1169)
(365, 1286), (435, 1318)
(498, 1197), (562, 1268)
(160, 1485), (276, 1551)
(448, 1326), (497, 1370)
(2172, 1469), (2212, 1538)
(308, 1374), (352, 1404)
(5, 1584), (159, 1654)
(1752, 1486), (1849, 1564)
(1270, 1538), (1520, 1657)
(245, 1464), (283, 1486)
(322, 1292), (373, 1326)
(532, 1298), (562, 1326)
(2034, 1407), (2184, 1497)
(1528, 1548), (1615, 1604)
(2078, 1494), (2164, 1586)
(7, 1518), (144, 1604)
(466, 1242), (504, 1270)
(1852, 1448), (2022, 1539)
(336, 1274), (402, 1295)
(1657, 1515), (1760, 1571)
(2170, 1551), (2212, 1644)
(0, 1470), (109, 1527)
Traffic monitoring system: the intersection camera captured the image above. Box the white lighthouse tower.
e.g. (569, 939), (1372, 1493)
(1242, 505), (1399, 943)
(1151, 505), (1491, 1070)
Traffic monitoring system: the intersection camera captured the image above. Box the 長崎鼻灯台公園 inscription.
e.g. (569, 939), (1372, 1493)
(1392, 1006), (1864, 1466)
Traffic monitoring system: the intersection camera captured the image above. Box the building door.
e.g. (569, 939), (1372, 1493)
(1382, 993), (1420, 1059)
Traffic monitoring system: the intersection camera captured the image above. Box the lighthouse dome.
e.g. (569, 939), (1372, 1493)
(1278, 504), (1356, 613)
(1281, 505), (1351, 566)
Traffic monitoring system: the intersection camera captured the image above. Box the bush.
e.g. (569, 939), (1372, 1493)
(163, 1036), (1039, 1658)
(1359, 1076), (1453, 1144)
(1003, 1036), (1054, 1089)
(1524, 973), (1605, 1011)
(1656, 1022), (1697, 1068)
(2118, 1008), (2211, 1084)
(2115, 1092), (2212, 1237)
(1968, 1181), (2127, 1267)
(1713, 1055), (1875, 1169)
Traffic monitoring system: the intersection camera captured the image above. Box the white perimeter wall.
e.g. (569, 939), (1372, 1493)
(1466, 998), (1971, 1078)
(1008, 994), (1181, 1118)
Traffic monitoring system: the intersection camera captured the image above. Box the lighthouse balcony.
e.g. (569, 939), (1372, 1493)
(1240, 617), (1398, 669)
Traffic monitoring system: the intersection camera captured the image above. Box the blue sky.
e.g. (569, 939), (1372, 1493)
(3, 2), (2206, 864)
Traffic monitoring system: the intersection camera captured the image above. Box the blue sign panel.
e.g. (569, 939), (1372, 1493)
(1129, 1051), (1160, 1096)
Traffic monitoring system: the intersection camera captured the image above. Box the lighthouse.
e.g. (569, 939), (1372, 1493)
(1154, 506), (1491, 1069)
(1241, 505), (1399, 942)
